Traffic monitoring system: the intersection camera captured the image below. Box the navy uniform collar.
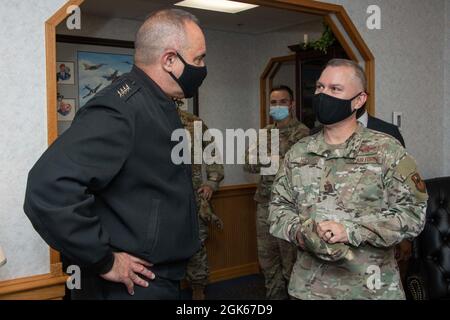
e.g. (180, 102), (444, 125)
(131, 65), (176, 107)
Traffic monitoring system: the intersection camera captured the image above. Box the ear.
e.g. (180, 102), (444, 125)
(161, 50), (178, 73)
(354, 92), (368, 110)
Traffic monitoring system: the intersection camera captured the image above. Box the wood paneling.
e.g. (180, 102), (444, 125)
(206, 184), (259, 281)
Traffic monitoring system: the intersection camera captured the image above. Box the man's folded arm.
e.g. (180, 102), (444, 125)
(268, 155), (301, 246)
(342, 154), (428, 248)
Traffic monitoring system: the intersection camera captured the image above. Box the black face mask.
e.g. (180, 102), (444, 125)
(169, 52), (207, 98)
(312, 92), (362, 125)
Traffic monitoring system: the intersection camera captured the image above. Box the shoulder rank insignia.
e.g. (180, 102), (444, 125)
(117, 83), (131, 98)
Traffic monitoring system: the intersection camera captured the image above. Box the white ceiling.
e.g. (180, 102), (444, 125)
(81, 0), (323, 34)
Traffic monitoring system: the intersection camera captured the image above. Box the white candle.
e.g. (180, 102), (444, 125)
(304, 34), (309, 45)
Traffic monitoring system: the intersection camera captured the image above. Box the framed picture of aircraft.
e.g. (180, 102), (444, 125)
(77, 50), (134, 107)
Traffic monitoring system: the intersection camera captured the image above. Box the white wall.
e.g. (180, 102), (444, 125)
(323, 0), (447, 180)
(0, 0), (67, 281)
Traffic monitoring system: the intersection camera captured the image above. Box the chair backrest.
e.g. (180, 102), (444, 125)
(417, 177), (450, 299)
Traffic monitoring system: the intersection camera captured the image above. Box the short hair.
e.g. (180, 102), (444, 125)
(134, 9), (200, 65)
(325, 58), (367, 92)
(270, 85), (294, 101)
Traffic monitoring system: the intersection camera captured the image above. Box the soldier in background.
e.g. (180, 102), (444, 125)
(269, 59), (427, 299)
(244, 85), (309, 300)
(176, 102), (224, 300)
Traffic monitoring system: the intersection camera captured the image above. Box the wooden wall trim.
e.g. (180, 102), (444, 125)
(244, 0), (341, 15)
(323, 15), (358, 61)
(0, 273), (67, 300)
(215, 184), (257, 198)
(46, 0), (85, 146)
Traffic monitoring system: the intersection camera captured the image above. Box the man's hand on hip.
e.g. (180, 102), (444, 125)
(100, 252), (154, 296)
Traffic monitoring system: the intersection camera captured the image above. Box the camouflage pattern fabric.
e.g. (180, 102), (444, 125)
(244, 118), (310, 204)
(257, 204), (297, 300)
(177, 108), (224, 288)
(300, 218), (354, 262)
(269, 124), (427, 300)
(185, 216), (209, 288)
(244, 117), (309, 299)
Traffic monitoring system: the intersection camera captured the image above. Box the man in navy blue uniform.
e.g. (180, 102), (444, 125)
(24, 9), (207, 300)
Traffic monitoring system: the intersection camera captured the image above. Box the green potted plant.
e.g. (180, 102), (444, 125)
(302, 23), (336, 54)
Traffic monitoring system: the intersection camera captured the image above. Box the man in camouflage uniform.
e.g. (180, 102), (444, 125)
(269, 59), (428, 300)
(177, 104), (224, 300)
(244, 85), (310, 300)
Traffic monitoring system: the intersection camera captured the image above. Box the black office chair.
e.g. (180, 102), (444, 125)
(406, 177), (450, 300)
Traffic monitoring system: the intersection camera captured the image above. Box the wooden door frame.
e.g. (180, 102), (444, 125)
(0, 0), (374, 299)
(250, 0), (375, 128)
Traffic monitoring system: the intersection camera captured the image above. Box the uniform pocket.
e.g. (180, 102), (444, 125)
(340, 164), (383, 217)
(291, 164), (321, 205)
(143, 198), (161, 255)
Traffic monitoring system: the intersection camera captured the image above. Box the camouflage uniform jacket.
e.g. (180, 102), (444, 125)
(244, 118), (309, 205)
(269, 124), (428, 299)
(177, 108), (224, 193)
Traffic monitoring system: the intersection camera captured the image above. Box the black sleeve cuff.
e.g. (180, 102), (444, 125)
(90, 251), (115, 275)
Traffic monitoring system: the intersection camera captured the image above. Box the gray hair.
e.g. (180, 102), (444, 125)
(134, 9), (200, 65)
(325, 58), (367, 91)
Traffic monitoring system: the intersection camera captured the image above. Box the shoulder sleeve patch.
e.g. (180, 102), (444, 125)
(392, 154), (427, 200)
(392, 154), (416, 182)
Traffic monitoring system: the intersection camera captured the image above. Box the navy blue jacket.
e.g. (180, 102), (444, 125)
(24, 66), (200, 280)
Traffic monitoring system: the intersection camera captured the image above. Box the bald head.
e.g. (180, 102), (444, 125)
(134, 9), (200, 66)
